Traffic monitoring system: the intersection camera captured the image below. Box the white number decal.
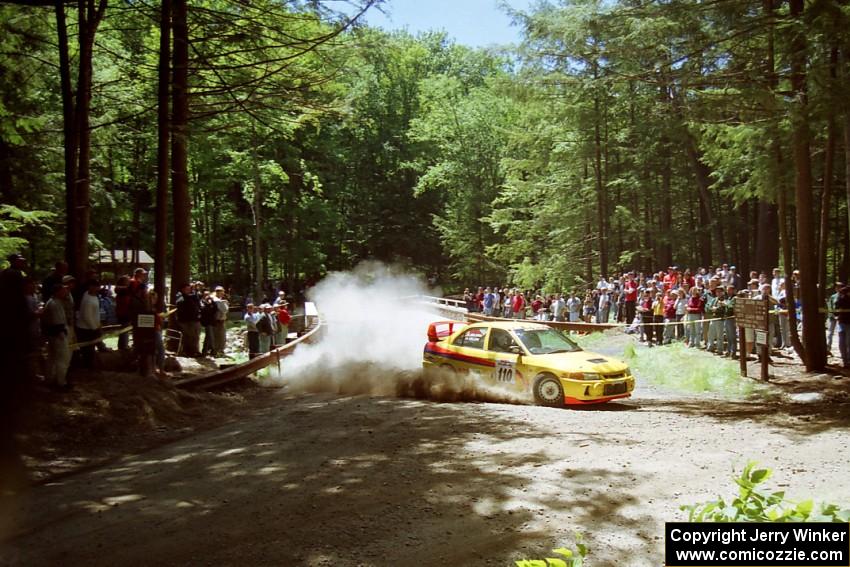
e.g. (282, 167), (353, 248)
(495, 360), (515, 383)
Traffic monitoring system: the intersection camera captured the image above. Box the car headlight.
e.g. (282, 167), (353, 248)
(563, 372), (601, 381)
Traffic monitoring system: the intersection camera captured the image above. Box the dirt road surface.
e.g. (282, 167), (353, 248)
(3, 350), (850, 566)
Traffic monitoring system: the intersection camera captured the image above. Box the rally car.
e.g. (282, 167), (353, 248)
(422, 320), (635, 406)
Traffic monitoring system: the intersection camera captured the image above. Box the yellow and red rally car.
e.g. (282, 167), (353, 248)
(423, 320), (635, 406)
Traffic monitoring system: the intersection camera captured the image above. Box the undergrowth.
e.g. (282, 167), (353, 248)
(683, 461), (850, 522)
(517, 463), (850, 565)
(624, 341), (760, 397)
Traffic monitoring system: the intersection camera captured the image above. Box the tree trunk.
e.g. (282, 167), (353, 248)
(72, 0), (106, 278)
(754, 201), (779, 272)
(251, 130), (264, 302)
(593, 93), (608, 278)
(843, 44), (850, 284)
(170, 0), (190, 300)
(155, 0), (171, 308)
(685, 133), (724, 263)
(818, 116), (837, 307)
(778, 174), (805, 357)
(789, 0), (825, 371)
(738, 200), (751, 273)
(56, 0), (78, 272)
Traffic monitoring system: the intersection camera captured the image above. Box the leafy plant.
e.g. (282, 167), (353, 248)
(683, 462), (850, 523)
(515, 535), (587, 567)
(624, 341), (759, 397)
(0, 205), (55, 264)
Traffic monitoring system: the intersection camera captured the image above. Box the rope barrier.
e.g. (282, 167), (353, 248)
(67, 308), (177, 351)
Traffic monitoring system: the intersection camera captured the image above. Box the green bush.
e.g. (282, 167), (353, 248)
(515, 535), (587, 567)
(683, 462), (850, 523)
(624, 341), (760, 397)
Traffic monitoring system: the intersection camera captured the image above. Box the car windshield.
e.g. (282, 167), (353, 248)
(513, 328), (582, 355)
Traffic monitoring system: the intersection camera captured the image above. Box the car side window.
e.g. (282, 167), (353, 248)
(488, 329), (518, 353)
(454, 327), (486, 350)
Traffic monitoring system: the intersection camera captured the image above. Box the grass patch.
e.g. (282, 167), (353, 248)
(572, 332), (610, 350)
(624, 341), (760, 397)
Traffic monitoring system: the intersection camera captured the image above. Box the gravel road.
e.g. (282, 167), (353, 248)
(3, 347), (850, 566)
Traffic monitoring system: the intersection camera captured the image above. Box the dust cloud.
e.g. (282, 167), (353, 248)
(269, 262), (528, 405)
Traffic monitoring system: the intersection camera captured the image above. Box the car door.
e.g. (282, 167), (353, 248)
(448, 326), (491, 376)
(486, 328), (524, 389)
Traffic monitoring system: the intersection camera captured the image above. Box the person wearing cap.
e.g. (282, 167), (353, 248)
(41, 261), (69, 303)
(276, 300), (291, 346)
(211, 286), (229, 357)
(273, 290), (287, 307)
(705, 286), (726, 354)
(723, 284), (738, 357)
(754, 283), (779, 354)
(75, 279), (102, 368)
(723, 266), (734, 290)
(59, 274), (78, 346)
(685, 286), (705, 348)
(175, 282), (202, 357)
(256, 304), (273, 354)
(199, 290), (216, 356)
(243, 304), (260, 359)
(43, 283), (72, 390)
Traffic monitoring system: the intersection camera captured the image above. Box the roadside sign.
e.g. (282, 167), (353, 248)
(755, 330), (767, 345)
(734, 298), (768, 330)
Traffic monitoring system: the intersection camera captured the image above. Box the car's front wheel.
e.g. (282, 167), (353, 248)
(533, 373), (565, 407)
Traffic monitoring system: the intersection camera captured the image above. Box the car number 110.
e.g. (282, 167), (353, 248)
(495, 360), (516, 384)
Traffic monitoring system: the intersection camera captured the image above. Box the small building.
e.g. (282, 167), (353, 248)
(92, 249), (155, 277)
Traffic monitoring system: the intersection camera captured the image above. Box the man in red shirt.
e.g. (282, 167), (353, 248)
(624, 273), (639, 324)
(275, 301), (292, 346)
(663, 266), (678, 291)
(512, 292), (526, 319)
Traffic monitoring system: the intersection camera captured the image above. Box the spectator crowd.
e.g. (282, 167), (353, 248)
(462, 263), (850, 368)
(1, 253), (294, 393)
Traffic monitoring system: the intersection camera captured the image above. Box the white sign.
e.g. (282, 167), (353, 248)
(137, 314), (155, 329)
(755, 330), (768, 346)
(495, 360), (516, 384)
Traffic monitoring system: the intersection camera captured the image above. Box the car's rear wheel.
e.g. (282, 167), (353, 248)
(533, 373), (564, 407)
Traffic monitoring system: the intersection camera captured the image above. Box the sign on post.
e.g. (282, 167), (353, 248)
(733, 297), (771, 381)
(734, 299), (768, 331)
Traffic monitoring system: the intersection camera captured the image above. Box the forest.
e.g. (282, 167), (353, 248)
(1, 0), (849, 370)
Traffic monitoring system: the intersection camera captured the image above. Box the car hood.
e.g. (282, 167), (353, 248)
(523, 350), (629, 375)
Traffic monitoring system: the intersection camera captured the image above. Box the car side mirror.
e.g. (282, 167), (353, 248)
(509, 345), (522, 355)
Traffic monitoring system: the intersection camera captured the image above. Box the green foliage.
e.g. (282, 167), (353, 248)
(516, 536), (587, 567)
(683, 462), (850, 523)
(0, 205), (55, 263)
(624, 341), (759, 396)
(3, 0), (850, 291)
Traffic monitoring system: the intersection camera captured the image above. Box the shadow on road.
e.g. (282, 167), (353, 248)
(0, 393), (655, 565)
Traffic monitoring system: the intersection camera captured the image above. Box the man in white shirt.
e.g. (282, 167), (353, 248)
(566, 293), (582, 322)
(770, 268), (784, 299)
(212, 286), (229, 356)
(598, 288), (611, 324)
(76, 279), (102, 368)
(44, 284), (71, 389)
(596, 277), (609, 291)
(550, 294), (566, 322)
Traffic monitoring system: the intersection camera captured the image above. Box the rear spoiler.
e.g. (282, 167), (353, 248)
(427, 320), (468, 343)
